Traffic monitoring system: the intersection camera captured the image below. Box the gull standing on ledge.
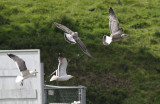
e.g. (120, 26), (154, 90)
(7, 53), (38, 86)
(103, 7), (129, 45)
(50, 53), (74, 81)
(53, 21), (93, 58)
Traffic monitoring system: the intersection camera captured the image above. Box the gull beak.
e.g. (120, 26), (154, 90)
(72, 76), (76, 78)
(35, 69), (38, 74)
(125, 34), (129, 37)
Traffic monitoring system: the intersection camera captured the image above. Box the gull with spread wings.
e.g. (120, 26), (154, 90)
(53, 21), (93, 58)
(7, 53), (38, 86)
(50, 53), (74, 81)
(103, 7), (129, 45)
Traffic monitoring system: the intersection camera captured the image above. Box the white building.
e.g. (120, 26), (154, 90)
(0, 49), (44, 104)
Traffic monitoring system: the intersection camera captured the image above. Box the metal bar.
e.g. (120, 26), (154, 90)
(44, 85), (86, 89)
(0, 49), (40, 53)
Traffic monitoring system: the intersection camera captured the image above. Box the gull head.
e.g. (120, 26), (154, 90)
(67, 75), (75, 80)
(71, 75), (75, 78)
(58, 52), (63, 58)
(121, 34), (129, 38)
(74, 32), (78, 35)
(73, 32), (78, 37)
(30, 69), (38, 75)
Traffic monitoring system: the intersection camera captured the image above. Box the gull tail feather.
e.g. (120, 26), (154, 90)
(103, 35), (112, 45)
(16, 76), (24, 83)
(50, 76), (58, 81)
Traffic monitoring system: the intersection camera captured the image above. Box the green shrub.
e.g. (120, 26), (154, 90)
(131, 21), (150, 29)
(1, 0), (160, 104)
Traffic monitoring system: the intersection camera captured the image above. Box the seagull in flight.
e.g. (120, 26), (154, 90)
(103, 7), (129, 45)
(53, 21), (93, 58)
(7, 53), (38, 86)
(50, 53), (74, 81)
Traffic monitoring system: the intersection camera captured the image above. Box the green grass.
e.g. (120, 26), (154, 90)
(0, 0), (160, 103)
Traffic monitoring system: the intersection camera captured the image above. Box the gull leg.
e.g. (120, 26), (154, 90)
(20, 80), (23, 86)
(35, 69), (38, 75)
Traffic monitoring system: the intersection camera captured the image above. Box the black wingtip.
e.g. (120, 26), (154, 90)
(109, 7), (113, 12)
(90, 55), (95, 59)
(85, 52), (94, 59)
(7, 53), (14, 57)
(88, 8), (95, 11)
(52, 20), (56, 24)
(90, 56), (95, 59)
(109, 7), (115, 16)
(52, 21), (58, 25)
(103, 35), (106, 43)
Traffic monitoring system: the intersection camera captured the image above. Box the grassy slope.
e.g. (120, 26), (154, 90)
(0, 0), (160, 103)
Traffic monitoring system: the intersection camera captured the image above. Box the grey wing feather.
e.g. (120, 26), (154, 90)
(75, 37), (93, 58)
(110, 28), (123, 38)
(7, 54), (27, 72)
(58, 58), (68, 77)
(109, 7), (120, 34)
(21, 70), (30, 77)
(53, 21), (74, 34)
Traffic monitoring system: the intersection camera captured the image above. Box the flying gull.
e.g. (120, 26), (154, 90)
(103, 7), (129, 45)
(53, 21), (93, 58)
(7, 53), (38, 86)
(118, 0), (122, 5)
(50, 53), (74, 81)
(88, 8), (95, 11)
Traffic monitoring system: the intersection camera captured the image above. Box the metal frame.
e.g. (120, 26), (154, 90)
(44, 85), (86, 104)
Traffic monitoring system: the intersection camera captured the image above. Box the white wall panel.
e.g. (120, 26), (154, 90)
(0, 49), (44, 104)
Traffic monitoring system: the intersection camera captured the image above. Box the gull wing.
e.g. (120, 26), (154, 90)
(109, 7), (120, 34)
(53, 21), (74, 35)
(58, 57), (68, 77)
(75, 37), (93, 58)
(7, 54), (27, 72)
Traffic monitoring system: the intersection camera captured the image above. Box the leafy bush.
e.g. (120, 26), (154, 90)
(0, 0), (160, 104)
(131, 21), (150, 29)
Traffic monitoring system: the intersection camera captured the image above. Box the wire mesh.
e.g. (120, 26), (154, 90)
(47, 89), (78, 103)
(44, 85), (86, 104)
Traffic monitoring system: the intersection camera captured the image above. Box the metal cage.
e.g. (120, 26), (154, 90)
(44, 85), (86, 104)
